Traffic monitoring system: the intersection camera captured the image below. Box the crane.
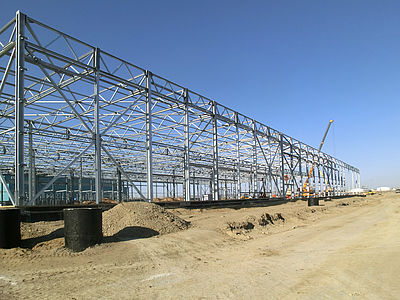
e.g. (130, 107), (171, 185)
(302, 120), (333, 197)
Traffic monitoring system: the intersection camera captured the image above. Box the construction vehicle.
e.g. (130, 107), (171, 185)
(302, 120), (333, 197)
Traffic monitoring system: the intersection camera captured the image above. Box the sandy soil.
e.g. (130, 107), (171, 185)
(0, 192), (399, 299)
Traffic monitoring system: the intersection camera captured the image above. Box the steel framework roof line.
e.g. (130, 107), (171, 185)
(0, 11), (360, 206)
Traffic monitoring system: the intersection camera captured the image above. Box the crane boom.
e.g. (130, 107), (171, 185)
(302, 120), (333, 196)
(318, 120), (333, 152)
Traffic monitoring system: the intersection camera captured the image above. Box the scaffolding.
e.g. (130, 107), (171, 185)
(0, 11), (360, 206)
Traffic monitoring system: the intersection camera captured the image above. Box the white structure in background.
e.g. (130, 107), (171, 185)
(376, 187), (391, 192)
(349, 188), (367, 194)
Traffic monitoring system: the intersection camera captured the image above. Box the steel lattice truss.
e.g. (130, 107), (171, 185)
(0, 12), (360, 206)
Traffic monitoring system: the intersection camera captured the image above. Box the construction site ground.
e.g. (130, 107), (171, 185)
(1, 192), (399, 299)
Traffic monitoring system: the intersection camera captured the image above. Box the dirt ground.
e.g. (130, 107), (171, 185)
(1, 192), (399, 299)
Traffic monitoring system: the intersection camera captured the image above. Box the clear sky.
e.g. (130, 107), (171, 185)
(1, 0), (399, 188)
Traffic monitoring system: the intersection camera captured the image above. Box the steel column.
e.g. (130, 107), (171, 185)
(70, 170), (75, 203)
(28, 121), (36, 204)
(94, 48), (102, 204)
(145, 70), (154, 201)
(212, 101), (219, 201)
(14, 11), (25, 206)
(252, 121), (257, 197)
(235, 113), (241, 198)
(79, 157), (83, 203)
(183, 88), (190, 201)
(280, 134), (285, 197)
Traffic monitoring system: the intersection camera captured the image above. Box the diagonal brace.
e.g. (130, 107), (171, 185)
(29, 141), (94, 205)
(101, 144), (146, 200)
(0, 173), (15, 205)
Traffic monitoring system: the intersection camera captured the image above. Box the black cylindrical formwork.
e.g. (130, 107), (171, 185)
(0, 208), (21, 248)
(63, 208), (102, 252)
(308, 198), (319, 206)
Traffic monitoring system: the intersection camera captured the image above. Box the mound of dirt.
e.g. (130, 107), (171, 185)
(258, 213), (285, 226)
(227, 221), (255, 231)
(226, 212), (286, 237)
(102, 201), (190, 237)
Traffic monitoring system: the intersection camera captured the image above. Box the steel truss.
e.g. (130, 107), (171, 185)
(0, 11), (360, 206)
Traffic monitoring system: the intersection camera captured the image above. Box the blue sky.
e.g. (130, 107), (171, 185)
(1, 0), (399, 188)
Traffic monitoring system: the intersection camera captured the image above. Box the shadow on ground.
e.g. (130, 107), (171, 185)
(21, 227), (64, 248)
(21, 225), (159, 249)
(104, 226), (159, 243)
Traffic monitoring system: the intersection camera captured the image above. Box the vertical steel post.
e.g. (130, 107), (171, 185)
(52, 183), (56, 204)
(252, 121), (257, 197)
(145, 71), (154, 202)
(197, 180), (200, 200)
(166, 179), (169, 197)
(212, 101), (219, 201)
(70, 170), (75, 203)
(94, 48), (102, 204)
(192, 173), (196, 200)
(183, 88), (190, 201)
(317, 161), (321, 196)
(111, 178), (114, 200)
(335, 160), (340, 196)
(339, 163), (343, 195)
(289, 141), (294, 199)
(15, 11), (25, 206)
(298, 143), (303, 198)
(123, 181), (127, 201)
(313, 152), (317, 197)
(172, 169), (176, 199)
(28, 120), (36, 204)
(330, 161), (334, 196)
(117, 168), (122, 203)
(209, 171), (213, 199)
(79, 157), (83, 203)
(305, 149), (309, 197)
(280, 134), (285, 197)
(355, 170), (358, 190)
(224, 177), (228, 199)
(65, 175), (68, 204)
(343, 166), (347, 194)
(235, 113), (241, 199)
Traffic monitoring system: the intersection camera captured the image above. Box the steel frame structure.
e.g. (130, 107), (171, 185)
(0, 11), (360, 206)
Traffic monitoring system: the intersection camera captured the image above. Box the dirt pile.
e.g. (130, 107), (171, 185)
(226, 212), (285, 236)
(102, 201), (190, 237)
(258, 213), (285, 226)
(227, 221), (255, 231)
